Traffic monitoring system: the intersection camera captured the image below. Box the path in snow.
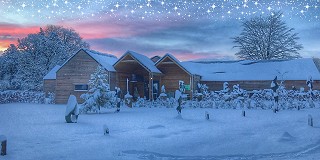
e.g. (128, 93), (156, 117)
(122, 140), (320, 160)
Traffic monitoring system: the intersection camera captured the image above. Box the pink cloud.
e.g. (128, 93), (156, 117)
(0, 23), (39, 50)
(59, 16), (185, 40)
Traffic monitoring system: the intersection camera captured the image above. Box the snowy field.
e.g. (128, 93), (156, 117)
(1, 103), (320, 160)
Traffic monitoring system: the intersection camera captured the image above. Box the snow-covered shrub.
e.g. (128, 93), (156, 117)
(133, 97), (150, 108)
(209, 91), (229, 109)
(145, 96), (177, 108)
(209, 83), (248, 109)
(157, 85), (170, 107)
(0, 90), (46, 104)
(154, 85), (175, 108)
(194, 83), (210, 101)
(222, 82), (230, 93)
(81, 66), (116, 113)
(44, 92), (55, 104)
(133, 97), (176, 108)
(230, 84), (247, 109)
(187, 99), (215, 108)
(250, 89), (273, 109)
(0, 80), (10, 91)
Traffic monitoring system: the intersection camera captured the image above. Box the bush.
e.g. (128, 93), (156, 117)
(0, 90), (51, 104)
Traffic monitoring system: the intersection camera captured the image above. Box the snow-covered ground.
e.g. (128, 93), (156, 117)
(1, 103), (320, 160)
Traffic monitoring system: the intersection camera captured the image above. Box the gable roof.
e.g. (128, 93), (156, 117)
(58, 49), (117, 73)
(43, 65), (61, 80)
(83, 49), (118, 72)
(114, 50), (162, 74)
(156, 53), (194, 76)
(182, 58), (320, 81)
(150, 55), (162, 63)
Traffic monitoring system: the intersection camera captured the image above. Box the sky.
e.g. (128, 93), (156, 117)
(0, 0), (320, 61)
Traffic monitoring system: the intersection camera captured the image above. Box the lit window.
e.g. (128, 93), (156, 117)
(74, 84), (88, 91)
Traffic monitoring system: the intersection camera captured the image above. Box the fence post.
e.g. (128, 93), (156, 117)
(103, 125), (109, 135)
(308, 114), (313, 127)
(205, 111), (210, 120)
(0, 135), (6, 156)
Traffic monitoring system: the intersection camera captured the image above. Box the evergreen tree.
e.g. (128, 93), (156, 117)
(81, 66), (116, 113)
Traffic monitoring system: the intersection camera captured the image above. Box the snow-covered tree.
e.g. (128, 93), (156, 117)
(195, 83), (209, 101)
(0, 25), (89, 91)
(306, 76), (315, 108)
(18, 25), (89, 71)
(15, 52), (46, 90)
(0, 44), (23, 90)
(306, 76), (313, 91)
(233, 12), (302, 60)
(231, 84), (245, 109)
(271, 76), (280, 112)
(81, 66), (116, 113)
(222, 82), (230, 93)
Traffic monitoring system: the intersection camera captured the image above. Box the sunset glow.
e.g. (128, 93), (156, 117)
(0, 1), (319, 60)
(0, 24), (40, 53)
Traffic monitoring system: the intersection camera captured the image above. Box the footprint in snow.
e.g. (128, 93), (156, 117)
(153, 134), (169, 138)
(279, 131), (296, 142)
(147, 125), (165, 129)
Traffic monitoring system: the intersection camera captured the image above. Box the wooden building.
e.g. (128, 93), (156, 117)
(155, 54), (201, 99)
(44, 49), (117, 104)
(150, 55), (161, 63)
(180, 58), (320, 91)
(113, 51), (162, 100)
(44, 49), (320, 104)
(43, 65), (61, 96)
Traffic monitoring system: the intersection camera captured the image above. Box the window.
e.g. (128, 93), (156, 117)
(74, 84), (88, 91)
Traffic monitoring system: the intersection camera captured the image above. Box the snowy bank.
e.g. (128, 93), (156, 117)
(1, 103), (320, 160)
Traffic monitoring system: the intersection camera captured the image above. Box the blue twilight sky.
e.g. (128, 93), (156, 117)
(0, 0), (319, 61)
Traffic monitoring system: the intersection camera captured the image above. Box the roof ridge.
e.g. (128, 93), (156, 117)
(83, 48), (117, 59)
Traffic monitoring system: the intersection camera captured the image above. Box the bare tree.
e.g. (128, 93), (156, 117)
(233, 12), (303, 60)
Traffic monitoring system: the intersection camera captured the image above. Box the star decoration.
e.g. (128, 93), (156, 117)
(0, 0), (319, 23)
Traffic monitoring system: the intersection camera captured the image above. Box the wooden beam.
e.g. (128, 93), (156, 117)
(161, 62), (175, 64)
(121, 60), (137, 63)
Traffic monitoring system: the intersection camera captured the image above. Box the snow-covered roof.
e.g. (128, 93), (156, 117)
(115, 50), (162, 73)
(57, 49), (117, 73)
(83, 49), (118, 72)
(182, 58), (320, 81)
(46, 49), (118, 80)
(156, 53), (193, 75)
(43, 65), (61, 80)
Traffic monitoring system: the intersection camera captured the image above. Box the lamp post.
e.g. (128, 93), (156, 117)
(125, 78), (132, 107)
(151, 76), (153, 100)
(126, 78), (129, 95)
